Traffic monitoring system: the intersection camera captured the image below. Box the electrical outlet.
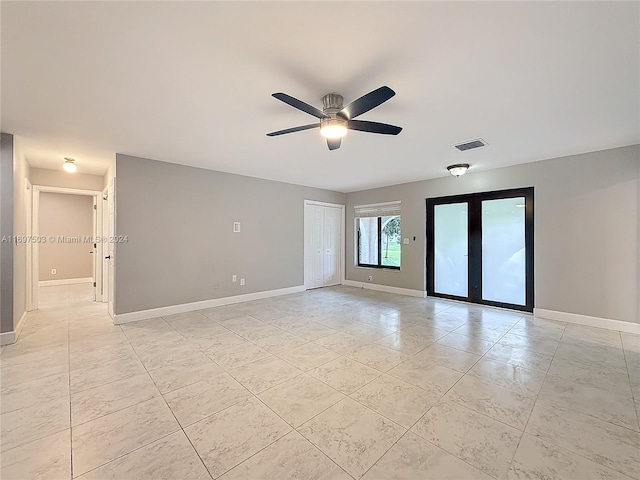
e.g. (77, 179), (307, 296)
(232, 275), (237, 282)
(368, 275), (373, 281)
(51, 269), (57, 275)
(240, 278), (245, 286)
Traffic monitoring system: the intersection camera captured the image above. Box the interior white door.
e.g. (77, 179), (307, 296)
(92, 197), (97, 301)
(106, 181), (115, 318)
(305, 204), (324, 289)
(323, 206), (341, 286)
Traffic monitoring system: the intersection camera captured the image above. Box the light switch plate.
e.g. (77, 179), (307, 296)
(233, 222), (241, 233)
(403, 238), (409, 244)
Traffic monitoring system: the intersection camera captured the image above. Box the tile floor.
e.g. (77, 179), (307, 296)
(1, 284), (639, 479)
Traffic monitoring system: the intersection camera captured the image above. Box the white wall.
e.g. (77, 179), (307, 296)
(30, 167), (104, 191)
(345, 145), (640, 324)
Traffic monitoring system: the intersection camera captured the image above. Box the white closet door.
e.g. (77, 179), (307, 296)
(305, 204), (324, 288)
(323, 206), (341, 286)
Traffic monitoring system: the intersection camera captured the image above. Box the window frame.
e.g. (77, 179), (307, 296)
(356, 215), (401, 270)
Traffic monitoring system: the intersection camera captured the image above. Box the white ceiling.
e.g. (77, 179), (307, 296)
(2, 1), (638, 192)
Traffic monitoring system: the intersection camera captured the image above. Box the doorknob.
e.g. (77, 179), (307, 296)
(105, 255), (111, 260)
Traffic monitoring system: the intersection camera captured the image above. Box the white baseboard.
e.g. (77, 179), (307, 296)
(0, 311), (27, 345)
(114, 285), (306, 325)
(14, 311), (27, 341)
(343, 280), (426, 298)
(39, 277), (93, 287)
(534, 308), (640, 334)
(0, 330), (16, 346)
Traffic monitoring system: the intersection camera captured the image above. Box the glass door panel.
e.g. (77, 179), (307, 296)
(434, 203), (468, 297)
(481, 197), (526, 305)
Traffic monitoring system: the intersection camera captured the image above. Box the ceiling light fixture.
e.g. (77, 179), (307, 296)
(63, 157), (77, 173)
(447, 163), (469, 177)
(320, 117), (347, 139)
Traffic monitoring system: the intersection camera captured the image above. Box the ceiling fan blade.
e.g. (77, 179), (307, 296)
(272, 93), (329, 119)
(266, 124), (319, 136)
(327, 138), (341, 150)
(338, 86), (396, 120)
(347, 120), (402, 135)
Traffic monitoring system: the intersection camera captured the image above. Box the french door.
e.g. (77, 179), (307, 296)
(426, 187), (534, 312)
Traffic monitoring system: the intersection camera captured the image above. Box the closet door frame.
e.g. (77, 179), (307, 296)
(303, 200), (345, 290)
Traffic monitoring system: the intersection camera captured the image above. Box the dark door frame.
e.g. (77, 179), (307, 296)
(426, 187), (534, 312)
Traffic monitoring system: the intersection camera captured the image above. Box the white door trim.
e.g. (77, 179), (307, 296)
(303, 200), (346, 287)
(30, 185), (103, 310)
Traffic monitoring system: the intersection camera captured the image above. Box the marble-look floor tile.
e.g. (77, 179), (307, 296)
(485, 343), (553, 373)
(341, 323), (394, 342)
(399, 323), (449, 341)
(351, 374), (440, 429)
(498, 332), (560, 356)
(540, 371), (638, 431)
(0, 354), (69, 386)
(554, 341), (627, 372)
(253, 331), (308, 354)
(287, 321), (337, 341)
(508, 433), (632, 480)
(375, 331), (433, 355)
(207, 342), (273, 369)
(69, 329), (129, 354)
(412, 401), (521, 479)
(437, 332), (495, 355)
(299, 397), (406, 479)
(0, 429), (71, 480)
(185, 397), (291, 478)
(72, 396), (180, 476)
(388, 358), (462, 395)
(258, 373), (344, 427)
(362, 431), (493, 480)
(621, 332), (640, 354)
(219, 430), (349, 480)
(1, 371), (69, 413)
(133, 339), (202, 370)
(277, 342), (340, 371)
(71, 373), (159, 426)
(1, 395), (69, 451)
(414, 343), (481, 373)
(78, 430), (211, 480)
(163, 372), (250, 426)
(453, 321), (510, 341)
(229, 356), (301, 394)
(70, 354), (147, 393)
(347, 343), (409, 372)
(562, 324), (623, 348)
(526, 399), (640, 478)
(195, 331), (248, 351)
(69, 342), (137, 371)
(314, 331), (368, 355)
(445, 374), (536, 430)
(468, 358), (545, 397)
(148, 353), (221, 393)
(548, 355), (630, 390)
(309, 357), (381, 394)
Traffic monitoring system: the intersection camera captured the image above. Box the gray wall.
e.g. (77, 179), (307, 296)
(39, 193), (94, 281)
(115, 154), (346, 315)
(1, 134), (15, 333)
(346, 145), (640, 324)
(30, 167), (104, 191)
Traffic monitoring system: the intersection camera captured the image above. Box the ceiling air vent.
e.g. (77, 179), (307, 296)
(453, 138), (487, 152)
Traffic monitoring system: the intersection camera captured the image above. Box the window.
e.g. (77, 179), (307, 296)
(355, 202), (401, 269)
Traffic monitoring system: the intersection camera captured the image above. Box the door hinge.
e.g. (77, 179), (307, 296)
(94, 204), (97, 210)
(93, 282), (96, 287)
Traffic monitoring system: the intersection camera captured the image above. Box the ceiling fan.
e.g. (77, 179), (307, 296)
(266, 86), (402, 150)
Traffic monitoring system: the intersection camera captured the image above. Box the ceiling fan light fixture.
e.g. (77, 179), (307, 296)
(447, 163), (469, 177)
(63, 157), (77, 173)
(320, 118), (347, 139)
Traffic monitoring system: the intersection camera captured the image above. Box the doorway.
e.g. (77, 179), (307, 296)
(304, 201), (345, 289)
(29, 186), (103, 310)
(426, 187), (534, 312)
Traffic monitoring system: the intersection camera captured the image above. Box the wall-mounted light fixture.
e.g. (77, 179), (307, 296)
(447, 163), (469, 177)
